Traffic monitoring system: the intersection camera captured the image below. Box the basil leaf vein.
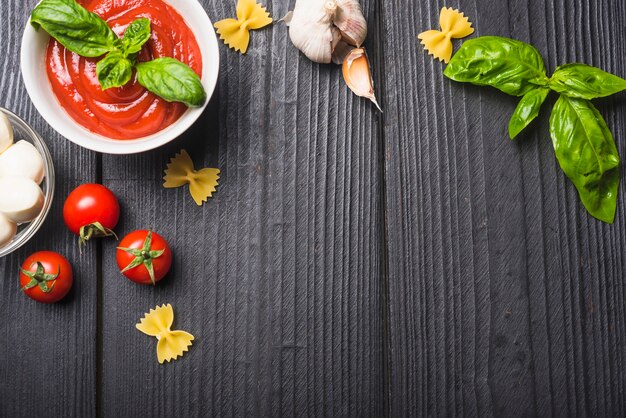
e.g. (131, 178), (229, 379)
(96, 52), (134, 90)
(31, 0), (119, 57)
(444, 36), (548, 96)
(549, 95), (620, 223)
(136, 58), (206, 107)
(508, 87), (550, 139)
(549, 63), (626, 99)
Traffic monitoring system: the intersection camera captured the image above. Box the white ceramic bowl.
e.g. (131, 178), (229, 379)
(20, 0), (219, 154)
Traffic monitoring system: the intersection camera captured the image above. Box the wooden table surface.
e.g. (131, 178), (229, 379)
(1, 0), (625, 416)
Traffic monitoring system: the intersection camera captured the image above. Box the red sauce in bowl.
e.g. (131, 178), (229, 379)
(45, 0), (203, 140)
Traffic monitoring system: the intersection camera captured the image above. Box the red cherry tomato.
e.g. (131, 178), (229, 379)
(63, 184), (120, 245)
(116, 230), (172, 285)
(20, 251), (73, 303)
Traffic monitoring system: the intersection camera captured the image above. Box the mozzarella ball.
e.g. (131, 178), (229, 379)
(0, 177), (44, 223)
(0, 212), (17, 247)
(0, 112), (13, 155)
(0, 140), (45, 184)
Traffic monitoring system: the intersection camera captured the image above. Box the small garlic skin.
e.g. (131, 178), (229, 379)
(332, 40), (354, 64)
(287, 0), (368, 64)
(334, 0), (367, 47)
(342, 48), (381, 111)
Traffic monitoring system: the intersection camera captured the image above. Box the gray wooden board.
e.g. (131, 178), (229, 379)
(99, 0), (385, 416)
(0, 2), (98, 417)
(382, 0), (626, 416)
(2, 0), (626, 416)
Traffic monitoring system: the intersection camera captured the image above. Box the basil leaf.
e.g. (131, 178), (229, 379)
(96, 52), (134, 90)
(31, 0), (119, 57)
(122, 18), (151, 55)
(549, 95), (620, 223)
(135, 58), (206, 107)
(444, 36), (548, 96)
(508, 87), (550, 139)
(549, 63), (626, 99)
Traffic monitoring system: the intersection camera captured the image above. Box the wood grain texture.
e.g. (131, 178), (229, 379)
(0, 2), (98, 417)
(99, 1), (385, 416)
(382, 0), (626, 416)
(3, 0), (626, 416)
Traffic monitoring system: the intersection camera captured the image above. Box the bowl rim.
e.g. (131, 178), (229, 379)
(0, 107), (55, 258)
(20, 0), (220, 155)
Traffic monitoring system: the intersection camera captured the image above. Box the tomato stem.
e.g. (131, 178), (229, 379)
(118, 230), (164, 285)
(20, 262), (59, 293)
(79, 221), (118, 247)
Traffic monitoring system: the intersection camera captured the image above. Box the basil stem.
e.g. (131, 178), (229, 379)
(549, 95), (620, 223)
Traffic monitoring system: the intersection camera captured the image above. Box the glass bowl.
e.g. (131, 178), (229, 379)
(0, 108), (55, 257)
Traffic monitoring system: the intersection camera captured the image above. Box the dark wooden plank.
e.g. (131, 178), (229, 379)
(383, 0), (626, 416)
(99, 0), (385, 416)
(0, 1), (98, 417)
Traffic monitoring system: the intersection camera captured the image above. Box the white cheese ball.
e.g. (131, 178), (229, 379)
(0, 112), (13, 155)
(0, 177), (44, 223)
(0, 140), (45, 184)
(0, 212), (17, 248)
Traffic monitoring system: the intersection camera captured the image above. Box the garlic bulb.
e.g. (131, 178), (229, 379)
(285, 0), (367, 64)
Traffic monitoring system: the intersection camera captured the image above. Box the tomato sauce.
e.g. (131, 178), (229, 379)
(45, 0), (203, 140)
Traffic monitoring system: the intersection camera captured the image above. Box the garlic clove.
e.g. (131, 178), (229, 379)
(342, 48), (381, 111)
(333, 0), (367, 47)
(332, 40), (354, 65)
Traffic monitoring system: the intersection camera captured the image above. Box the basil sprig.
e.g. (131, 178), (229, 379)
(444, 36), (626, 223)
(31, 0), (206, 106)
(95, 18), (151, 89)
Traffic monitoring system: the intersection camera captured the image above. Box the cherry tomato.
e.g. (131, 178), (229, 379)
(63, 184), (120, 246)
(20, 251), (73, 303)
(116, 230), (172, 285)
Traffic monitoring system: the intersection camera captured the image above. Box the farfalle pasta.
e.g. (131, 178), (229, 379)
(136, 304), (194, 364)
(418, 7), (474, 63)
(163, 150), (220, 206)
(214, 0), (273, 53)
